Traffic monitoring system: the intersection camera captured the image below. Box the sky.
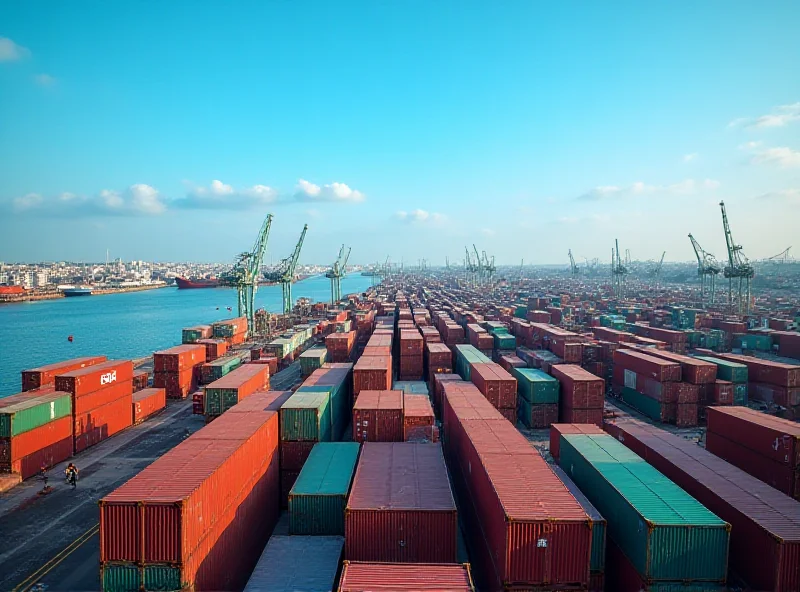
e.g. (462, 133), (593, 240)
(1, 1), (799, 266)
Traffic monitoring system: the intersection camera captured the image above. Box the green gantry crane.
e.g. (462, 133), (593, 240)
(263, 224), (308, 314)
(219, 213), (273, 335)
(719, 201), (754, 314)
(325, 244), (351, 303)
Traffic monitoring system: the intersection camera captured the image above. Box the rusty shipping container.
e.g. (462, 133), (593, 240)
(470, 363), (517, 409)
(22, 356), (107, 391)
(352, 390), (404, 443)
(353, 355), (392, 398)
(612, 349), (681, 382)
(403, 394), (436, 442)
(132, 370), (149, 392)
(707, 406), (800, 468)
(153, 368), (197, 399)
(345, 442), (458, 563)
(54, 360), (134, 398)
(339, 562), (475, 591)
(153, 344), (206, 373)
(551, 364), (605, 409)
(132, 388), (166, 424)
(604, 416), (800, 592)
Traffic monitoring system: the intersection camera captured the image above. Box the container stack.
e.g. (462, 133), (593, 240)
(398, 328), (424, 380)
(288, 442), (359, 535)
(212, 316), (248, 346)
(352, 390), (404, 442)
(712, 352), (799, 417)
(469, 362), (517, 423)
(344, 442), (458, 563)
(203, 363), (270, 421)
(181, 324), (212, 344)
(131, 370), (149, 392)
(604, 415), (800, 592)
(453, 345), (491, 382)
(100, 392), (282, 592)
(199, 353), (244, 385)
(196, 338), (228, 361)
(549, 422), (606, 463)
(300, 363), (353, 440)
(0, 388), (73, 478)
(299, 346), (328, 378)
(353, 353), (392, 400)
(551, 364), (605, 426)
(706, 406), (800, 500)
(55, 360), (134, 453)
(466, 323), (493, 357)
(325, 331), (355, 363)
(131, 387), (166, 424)
(512, 367), (559, 428)
(425, 342), (452, 386)
(695, 356), (749, 406)
(152, 344), (206, 399)
(558, 432), (730, 590)
(403, 393), (437, 442)
(21, 356), (107, 391)
(612, 349), (690, 425)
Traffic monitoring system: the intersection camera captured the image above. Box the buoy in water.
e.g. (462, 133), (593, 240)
(226, 306), (232, 311)
(67, 335), (74, 342)
(216, 307), (219, 310)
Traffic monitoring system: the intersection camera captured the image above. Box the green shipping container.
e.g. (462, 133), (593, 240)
(280, 392), (332, 442)
(454, 345), (492, 381)
(559, 434), (730, 584)
(733, 383), (748, 406)
(621, 387), (671, 423)
(514, 306), (528, 319)
(694, 357), (748, 384)
(0, 392), (72, 438)
(493, 333), (516, 351)
(288, 442), (360, 535)
(296, 385), (348, 441)
(207, 355), (243, 382)
(732, 333), (773, 352)
(512, 368), (559, 404)
(300, 347), (328, 376)
(102, 564), (182, 592)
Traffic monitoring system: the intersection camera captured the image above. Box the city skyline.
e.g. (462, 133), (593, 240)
(1, 2), (798, 264)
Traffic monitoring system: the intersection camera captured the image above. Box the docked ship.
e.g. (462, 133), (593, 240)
(62, 286), (93, 297)
(175, 277), (220, 289)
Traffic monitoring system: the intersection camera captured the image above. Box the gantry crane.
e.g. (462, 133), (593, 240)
(688, 234), (720, 305)
(611, 239), (628, 298)
(761, 247), (793, 265)
(219, 213), (273, 334)
(482, 250), (496, 282)
(325, 244), (351, 303)
(568, 249), (579, 277)
(473, 244), (484, 285)
(263, 224), (308, 314)
(465, 246), (476, 285)
(719, 201), (754, 314)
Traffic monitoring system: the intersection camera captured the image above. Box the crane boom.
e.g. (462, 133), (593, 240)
(688, 234), (705, 268)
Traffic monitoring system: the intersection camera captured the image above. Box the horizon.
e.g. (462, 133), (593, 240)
(1, 2), (798, 265)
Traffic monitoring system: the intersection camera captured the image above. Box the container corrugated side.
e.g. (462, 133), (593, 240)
(243, 536), (343, 592)
(559, 433), (729, 584)
(280, 391), (332, 442)
(0, 391), (72, 437)
(338, 562), (475, 591)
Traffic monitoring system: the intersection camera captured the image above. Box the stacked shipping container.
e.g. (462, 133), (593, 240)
(512, 367), (559, 428)
(551, 364), (605, 426)
(203, 363), (269, 420)
(152, 345), (206, 399)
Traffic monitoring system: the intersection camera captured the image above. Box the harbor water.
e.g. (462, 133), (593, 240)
(0, 274), (374, 397)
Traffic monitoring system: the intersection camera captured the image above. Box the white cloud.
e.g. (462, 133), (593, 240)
(755, 188), (800, 204)
(34, 73), (56, 87)
(130, 184), (166, 214)
(99, 189), (124, 208)
(751, 146), (800, 168)
(683, 153), (698, 162)
(180, 179), (279, 209)
(558, 216), (579, 224)
(294, 179), (365, 203)
(729, 102), (800, 129)
(9, 185), (166, 216)
(577, 178), (719, 200)
(395, 209), (446, 224)
(0, 37), (30, 62)
(13, 193), (43, 211)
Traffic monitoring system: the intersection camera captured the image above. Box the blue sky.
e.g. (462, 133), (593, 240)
(1, 1), (798, 265)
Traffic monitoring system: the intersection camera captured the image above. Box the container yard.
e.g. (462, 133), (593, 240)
(2, 266), (800, 592)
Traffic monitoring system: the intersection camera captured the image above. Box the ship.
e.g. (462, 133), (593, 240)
(62, 286), (93, 297)
(175, 277), (220, 289)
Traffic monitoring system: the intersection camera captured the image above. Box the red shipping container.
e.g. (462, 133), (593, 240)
(345, 442), (457, 563)
(714, 352), (800, 388)
(470, 363), (516, 409)
(433, 374), (462, 414)
(551, 364), (604, 409)
(204, 364), (270, 402)
(589, 571), (604, 592)
(675, 402), (698, 427)
(353, 355), (392, 397)
(399, 330), (424, 356)
(706, 431), (798, 499)
(712, 380), (733, 405)
(192, 391), (204, 415)
(132, 370), (148, 392)
(527, 403), (559, 428)
(100, 410), (280, 591)
(74, 380), (133, 415)
(707, 406), (800, 468)
(74, 394), (132, 453)
(326, 332), (356, 363)
(549, 423), (606, 462)
(613, 349), (681, 382)
(21, 356), (107, 391)
(338, 562), (475, 591)
(197, 338), (228, 361)
(603, 416), (800, 592)
(353, 390), (404, 442)
(153, 345), (206, 373)
(280, 440), (316, 472)
(499, 407), (517, 424)
(426, 342), (453, 369)
(635, 348), (717, 384)
(132, 388), (166, 424)
(362, 345), (391, 357)
(749, 382), (800, 408)
(0, 414), (73, 464)
(55, 360), (134, 398)
(399, 355), (424, 381)
(498, 354), (526, 372)
(403, 394), (435, 442)
(153, 368), (196, 399)
(560, 407), (604, 426)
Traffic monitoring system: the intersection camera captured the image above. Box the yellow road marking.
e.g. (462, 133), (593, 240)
(13, 523), (99, 592)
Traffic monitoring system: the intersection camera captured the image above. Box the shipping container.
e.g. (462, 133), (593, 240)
(512, 367), (560, 403)
(54, 360), (134, 398)
(613, 349), (681, 382)
(0, 415), (73, 478)
(153, 344), (206, 373)
(470, 363), (516, 409)
(345, 442), (457, 563)
(243, 536), (343, 592)
(352, 390), (404, 442)
(0, 390), (72, 437)
(551, 364), (605, 408)
(559, 433), (729, 585)
(152, 367), (196, 399)
(21, 356), (107, 391)
(131, 388), (166, 424)
(694, 356), (748, 384)
(707, 406), (800, 468)
(280, 391), (332, 442)
(338, 562), (475, 591)
(353, 355), (392, 397)
(289, 442), (360, 535)
(74, 393), (132, 453)
(181, 325), (212, 344)
(604, 416), (800, 592)
(199, 354), (243, 384)
(73, 379), (133, 416)
(300, 346), (328, 377)
(403, 393), (436, 442)
(638, 349), (717, 384)
(549, 423), (605, 462)
(203, 364), (270, 417)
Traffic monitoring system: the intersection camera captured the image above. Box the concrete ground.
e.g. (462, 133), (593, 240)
(0, 361), (303, 592)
